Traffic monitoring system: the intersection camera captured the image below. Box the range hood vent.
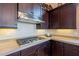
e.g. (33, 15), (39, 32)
(18, 11), (44, 24)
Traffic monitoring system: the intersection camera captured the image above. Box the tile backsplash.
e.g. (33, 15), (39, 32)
(0, 22), (37, 40)
(0, 29), (16, 36)
(16, 22), (36, 38)
(37, 29), (79, 37)
(48, 29), (79, 37)
(36, 29), (46, 35)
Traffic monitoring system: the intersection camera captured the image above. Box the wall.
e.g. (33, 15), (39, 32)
(46, 29), (79, 38)
(16, 22), (37, 38)
(0, 22), (37, 40)
(0, 21), (37, 54)
(0, 28), (16, 36)
(49, 29), (77, 36)
(36, 29), (46, 35)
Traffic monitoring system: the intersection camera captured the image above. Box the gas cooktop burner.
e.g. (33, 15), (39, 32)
(16, 37), (40, 45)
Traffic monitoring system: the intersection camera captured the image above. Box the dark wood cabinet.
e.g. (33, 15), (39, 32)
(21, 45), (38, 56)
(49, 3), (76, 29)
(60, 4), (76, 29)
(37, 40), (50, 56)
(39, 11), (49, 29)
(49, 9), (59, 29)
(0, 3), (17, 28)
(36, 3), (77, 29)
(63, 43), (79, 56)
(8, 41), (50, 56)
(7, 40), (79, 56)
(52, 41), (63, 56)
(36, 7), (50, 29)
(7, 51), (20, 56)
(21, 41), (50, 56)
(51, 40), (79, 56)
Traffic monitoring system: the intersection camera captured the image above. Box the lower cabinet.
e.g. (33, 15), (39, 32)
(36, 41), (50, 56)
(8, 40), (79, 56)
(52, 41), (63, 56)
(21, 45), (38, 56)
(63, 43), (79, 56)
(7, 51), (20, 56)
(8, 41), (50, 56)
(52, 40), (79, 56)
(21, 41), (50, 56)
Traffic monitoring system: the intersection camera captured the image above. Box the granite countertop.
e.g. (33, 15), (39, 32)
(1, 35), (79, 56)
(39, 35), (79, 46)
(52, 35), (79, 46)
(0, 37), (50, 56)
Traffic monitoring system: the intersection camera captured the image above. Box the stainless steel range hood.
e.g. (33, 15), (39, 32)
(18, 11), (44, 24)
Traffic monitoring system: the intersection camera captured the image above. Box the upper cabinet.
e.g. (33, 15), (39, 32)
(60, 3), (76, 29)
(41, 11), (49, 29)
(18, 3), (77, 29)
(0, 3), (17, 28)
(36, 3), (77, 29)
(49, 3), (77, 29)
(49, 8), (59, 29)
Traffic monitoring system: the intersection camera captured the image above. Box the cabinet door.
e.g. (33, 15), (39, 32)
(49, 9), (59, 29)
(18, 3), (33, 15)
(63, 43), (79, 56)
(0, 3), (17, 28)
(21, 45), (38, 56)
(60, 4), (76, 29)
(7, 51), (20, 56)
(37, 41), (50, 56)
(49, 3), (76, 29)
(52, 41), (63, 56)
(41, 11), (49, 29)
(21, 41), (50, 56)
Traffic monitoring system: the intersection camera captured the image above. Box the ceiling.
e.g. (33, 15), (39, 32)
(41, 3), (65, 11)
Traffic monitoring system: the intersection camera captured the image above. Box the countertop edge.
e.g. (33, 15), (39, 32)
(0, 38), (50, 56)
(1, 35), (79, 56)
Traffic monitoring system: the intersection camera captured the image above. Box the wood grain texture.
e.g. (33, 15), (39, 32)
(0, 3), (17, 28)
(49, 3), (76, 29)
